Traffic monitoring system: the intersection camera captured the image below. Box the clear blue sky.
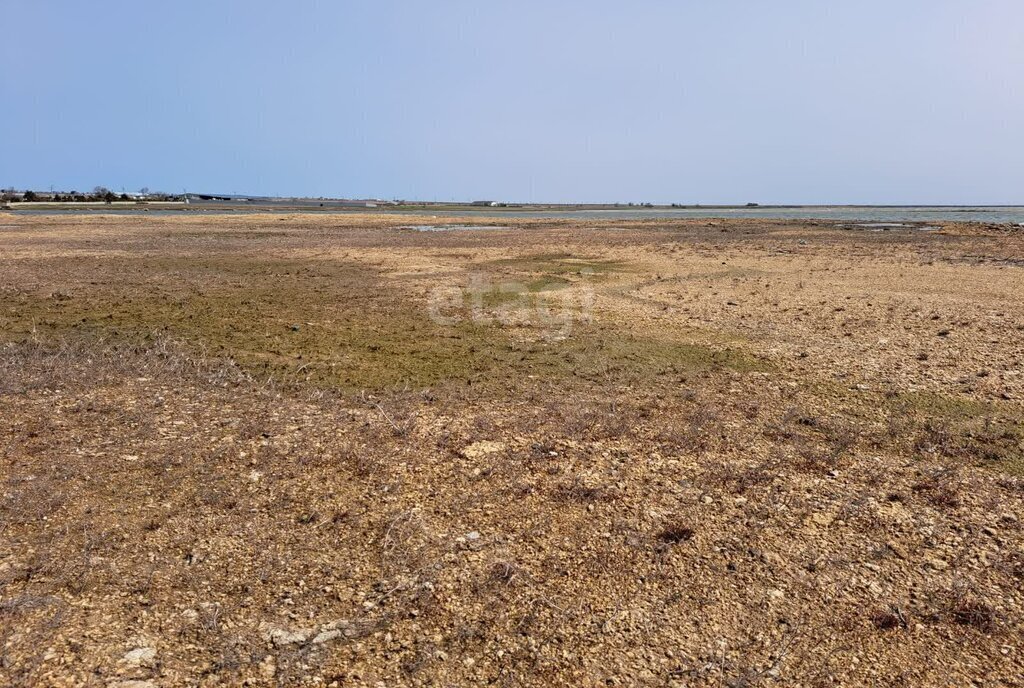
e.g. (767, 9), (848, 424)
(3, 1), (1022, 204)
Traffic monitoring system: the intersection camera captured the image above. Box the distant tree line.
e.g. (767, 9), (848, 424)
(1, 187), (185, 203)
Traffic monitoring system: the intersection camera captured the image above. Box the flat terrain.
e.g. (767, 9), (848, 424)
(1, 213), (1023, 686)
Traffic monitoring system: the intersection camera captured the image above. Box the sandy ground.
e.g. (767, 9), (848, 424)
(1, 213), (1022, 686)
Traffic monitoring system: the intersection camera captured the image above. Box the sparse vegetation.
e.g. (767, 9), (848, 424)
(1, 213), (1023, 685)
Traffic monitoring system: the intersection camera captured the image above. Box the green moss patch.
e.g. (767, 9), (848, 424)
(1, 255), (766, 392)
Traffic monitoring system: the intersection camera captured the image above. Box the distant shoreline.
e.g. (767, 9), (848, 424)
(4, 200), (1023, 211)
(6, 201), (1024, 226)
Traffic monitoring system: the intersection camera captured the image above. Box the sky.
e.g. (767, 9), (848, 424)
(3, 1), (1023, 204)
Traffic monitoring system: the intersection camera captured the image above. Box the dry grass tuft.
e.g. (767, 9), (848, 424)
(656, 522), (696, 545)
(871, 606), (909, 631)
(912, 467), (962, 509)
(948, 593), (998, 632)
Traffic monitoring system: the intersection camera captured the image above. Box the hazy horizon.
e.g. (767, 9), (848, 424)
(4, 1), (1023, 205)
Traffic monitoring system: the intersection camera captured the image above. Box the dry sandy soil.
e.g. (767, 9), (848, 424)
(1, 212), (1023, 687)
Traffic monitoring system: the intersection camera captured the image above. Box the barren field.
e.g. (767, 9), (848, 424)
(1, 213), (1023, 687)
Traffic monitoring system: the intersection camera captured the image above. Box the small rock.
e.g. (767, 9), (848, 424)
(466, 531), (481, 541)
(259, 655), (277, 679)
(320, 619), (363, 638)
(266, 627), (314, 646)
(808, 512), (834, 528)
(109, 681), (156, 688)
(312, 630), (342, 645)
(121, 647), (156, 668)
(460, 441), (506, 459)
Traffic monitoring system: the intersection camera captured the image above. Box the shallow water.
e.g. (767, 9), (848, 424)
(389, 207), (1024, 224)
(7, 205), (1024, 224)
(400, 224), (512, 232)
(843, 222), (941, 231)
